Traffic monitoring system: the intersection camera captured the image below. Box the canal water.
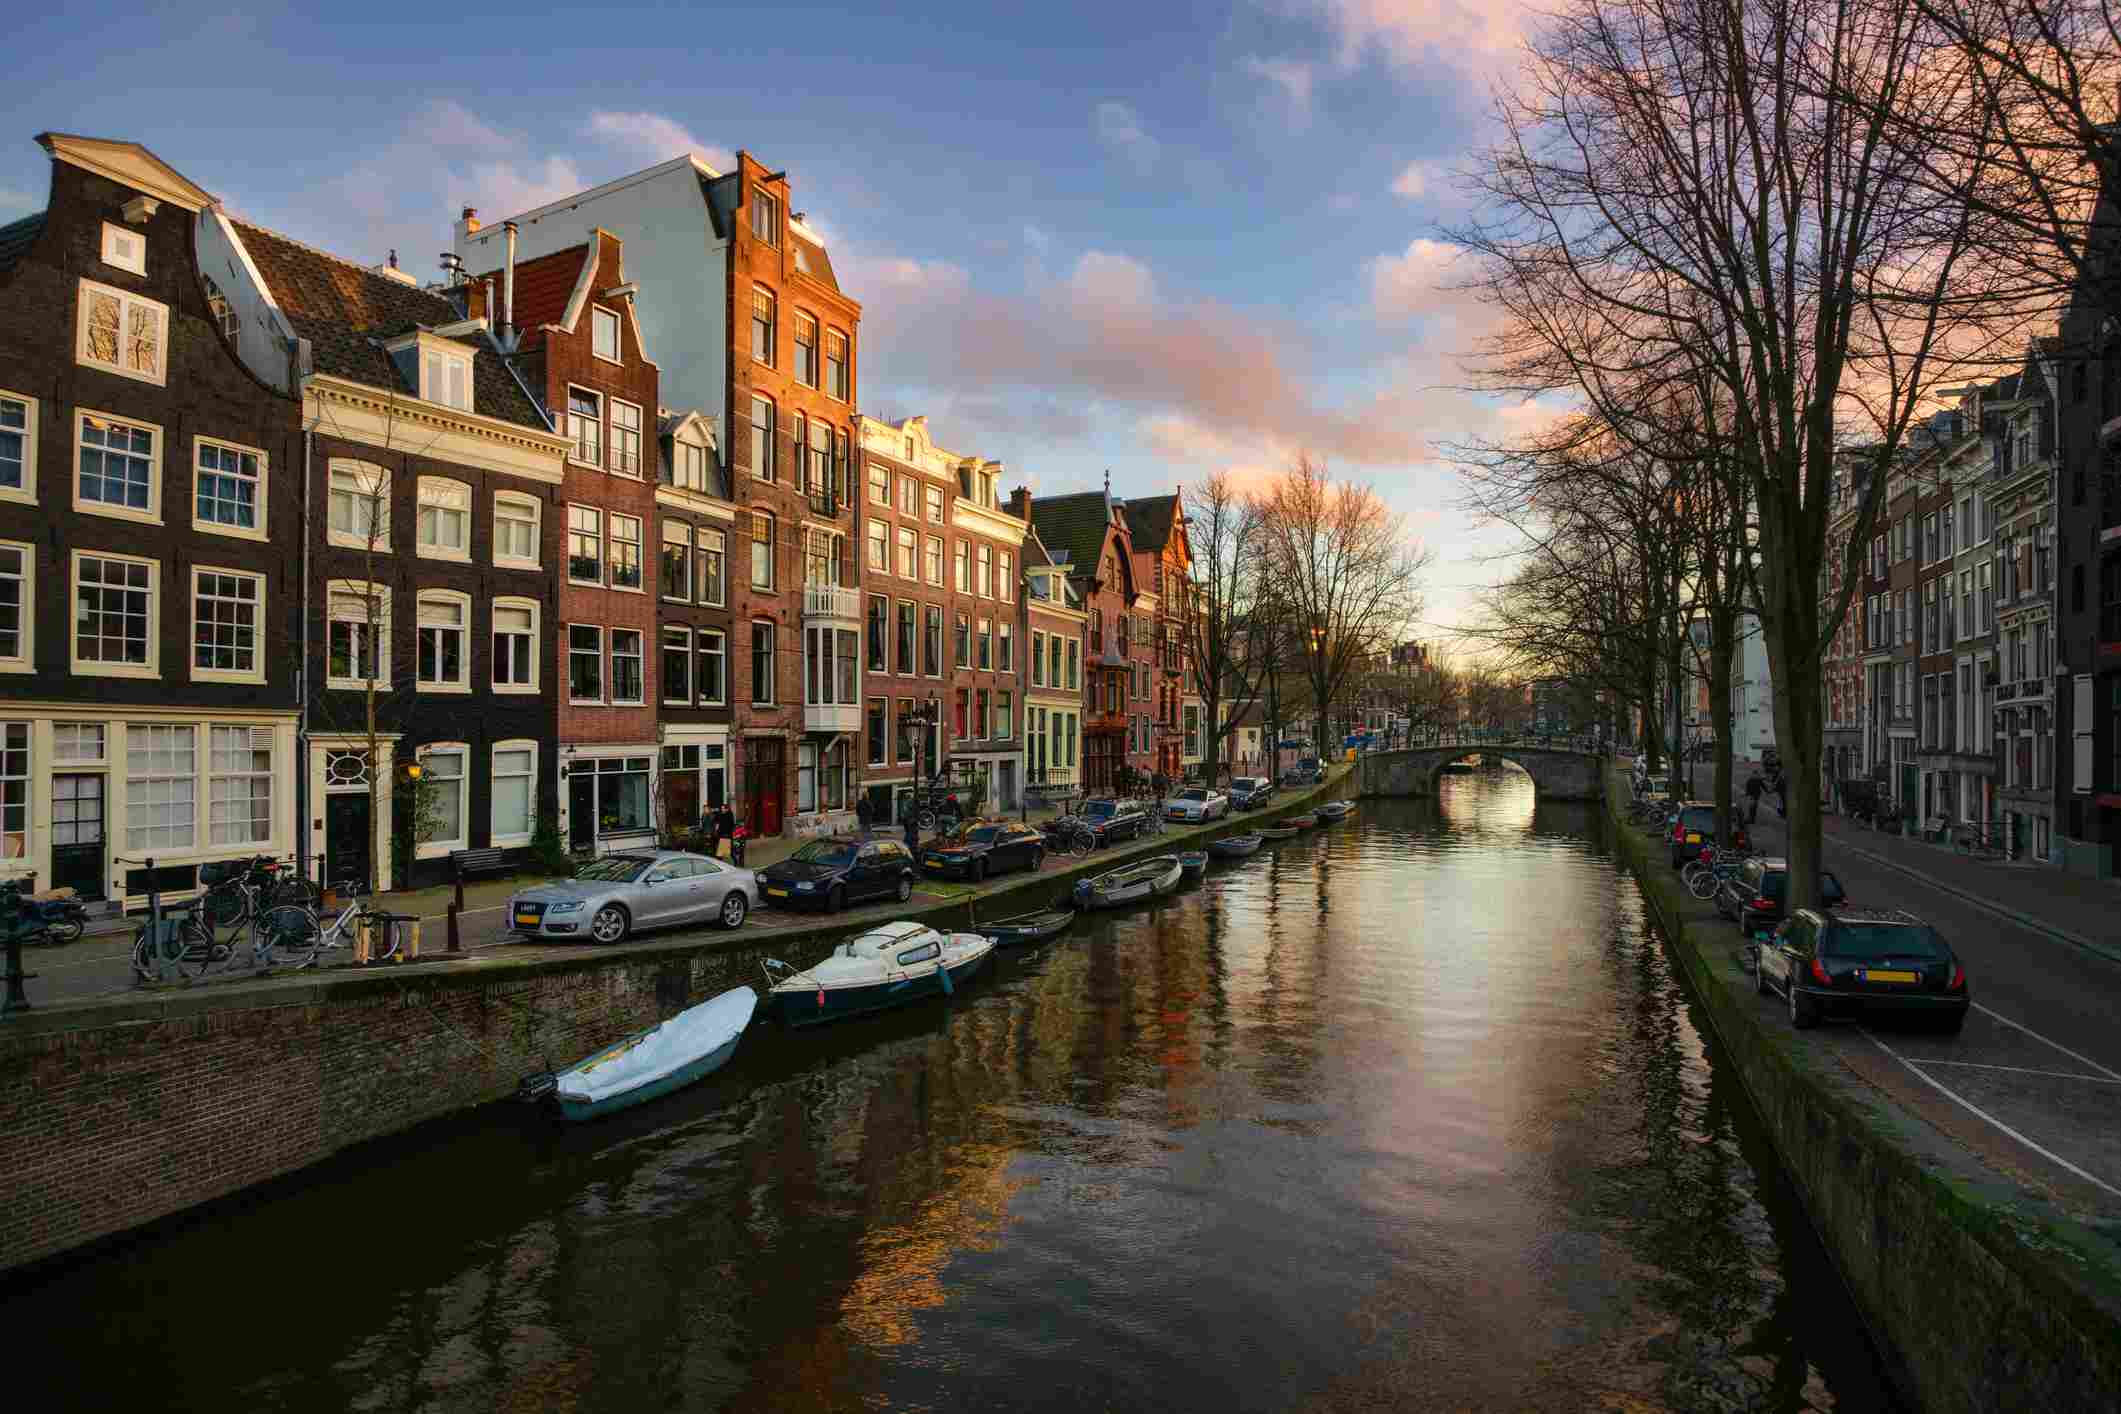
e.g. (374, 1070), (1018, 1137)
(11, 771), (1900, 1412)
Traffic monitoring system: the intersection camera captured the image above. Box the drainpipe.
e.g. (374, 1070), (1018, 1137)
(297, 414), (315, 890)
(502, 220), (519, 349)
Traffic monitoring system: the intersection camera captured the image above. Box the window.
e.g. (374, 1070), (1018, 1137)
(569, 506), (603, 583)
(999, 622), (1013, 673)
(0, 542), (27, 671)
(495, 494), (540, 567)
(977, 545), (992, 598)
(192, 568), (262, 682)
(752, 188), (779, 246)
(897, 600), (916, 674)
(208, 726), (272, 847)
(867, 699), (887, 765)
(924, 535), (943, 586)
(996, 692), (1012, 740)
(194, 438), (263, 536)
(750, 511), (775, 590)
(611, 629), (645, 703)
(569, 387), (603, 466)
(750, 396), (776, 481)
(662, 522), (693, 600)
(896, 526), (917, 579)
(954, 688), (969, 739)
(867, 594), (888, 672)
(794, 312), (818, 386)
(808, 418), (831, 493)
(592, 306), (621, 362)
(611, 400), (643, 476)
(54, 723), (103, 763)
(869, 463), (889, 505)
(751, 286), (776, 365)
(76, 411), (159, 521)
(670, 438), (710, 492)
(417, 477), (471, 560)
(77, 278), (166, 385)
(656, 624), (693, 704)
(924, 606), (943, 676)
(896, 697), (917, 763)
(569, 625), (604, 702)
(100, 221), (146, 275)
(975, 689), (989, 739)
(417, 746), (467, 853)
(126, 725), (194, 850)
(698, 526), (726, 606)
(922, 485), (941, 526)
(421, 347), (471, 411)
(1031, 630), (1046, 687)
(825, 328), (848, 400)
(492, 742), (536, 844)
(328, 462), (389, 549)
(867, 518), (889, 572)
(493, 598), (537, 691)
(609, 513), (643, 590)
(697, 629), (726, 704)
(326, 581), (388, 688)
(416, 591), (469, 691)
(803, 526), (841, 587)
(899, 475), (917, 515)
(954, 540), (972, 592)
(0, 391), (34, 502)
(955, 612), (971, 669)
(751, 621), (776, 704)
(1067, 637), (1080, 690)
(978, 618), (992, 670)
(998, 552), (1013, 602)
(74, 552), (156, 677)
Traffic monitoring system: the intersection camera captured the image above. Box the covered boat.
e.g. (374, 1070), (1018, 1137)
(980, 909), (1074, 946)
(1315, 800), (1354, 822)
(1072, 855), (1185, 910)
(762, 922), (993, 1028)
(1208, 833), (1263, 858)
(547, 985), (758, 1122)
(1177, 851), (1210, 879)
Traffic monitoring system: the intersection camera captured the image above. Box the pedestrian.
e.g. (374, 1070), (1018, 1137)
(1744, 772), (1765, 824)
(855, 794), (872, 834)
(714, 804), (738, 859)
(729, 824), (748, 868)
(1775, 777), (1787, 818)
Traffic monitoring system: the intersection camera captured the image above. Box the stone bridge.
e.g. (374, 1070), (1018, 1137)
(1358, 742), (1605, 801)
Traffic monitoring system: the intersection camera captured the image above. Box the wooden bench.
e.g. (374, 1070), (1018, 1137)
(448, 847), (510, 882)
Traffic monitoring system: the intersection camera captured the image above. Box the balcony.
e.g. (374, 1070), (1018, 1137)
(804, 701), (861, 734)
(1088, 709), (1129, 735)
(805, 489), (842, 520)
(803, 583), (861, 622)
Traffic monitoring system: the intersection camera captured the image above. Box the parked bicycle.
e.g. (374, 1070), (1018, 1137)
(200, 854), (316, 935)
(1043, 815), (1098, 859)
(120, 855), (231, 982)
(254, 880), (409, 970)
(1953, 821), (2009, 861)
(1682, 846), (1749, 900)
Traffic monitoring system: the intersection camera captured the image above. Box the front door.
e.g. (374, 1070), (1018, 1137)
(568, 775), (596, 853)
(325, 794), (373, 892)
(745, 738), (784, 837)
(50, 774), (105, 900)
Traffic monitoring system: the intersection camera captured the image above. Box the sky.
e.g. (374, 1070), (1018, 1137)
(1, 0), (1546, 653)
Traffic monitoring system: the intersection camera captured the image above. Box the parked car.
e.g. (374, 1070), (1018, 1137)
(507, 851), (756, 944)
(1755, 905), (1968, 1033)
(1667, 801), (1749, 869)
(1078, 797), (1150, 845)
(1714, 857), (1847, 940)
(1229, 776), (1275, 810)
(920, 820), (1047, 881)
(1164, 787), (1230, 822)
(758, 836), (917, 913)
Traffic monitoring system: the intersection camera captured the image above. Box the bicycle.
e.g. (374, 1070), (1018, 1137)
(256, 882), (409, 970)
(1143, 801), (1168, 836)
(1044, 815), (1097, 859)
(200, 855), (316, 935)
(1683, 847), (1748, 900)
(1953, 822), (2009, 861)
(117, 854), (232, 983)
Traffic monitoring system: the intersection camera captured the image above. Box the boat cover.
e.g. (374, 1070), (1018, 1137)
(557, 985), (758, 1105)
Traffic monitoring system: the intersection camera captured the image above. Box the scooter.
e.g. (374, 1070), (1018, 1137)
(22, 889), (88, 944)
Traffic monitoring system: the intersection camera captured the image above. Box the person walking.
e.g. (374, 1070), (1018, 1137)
(854, 794), (872, 835)
(713, 804), (738, 860)
(1743, 772), (1765, 825)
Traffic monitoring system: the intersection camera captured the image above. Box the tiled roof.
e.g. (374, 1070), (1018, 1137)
(231, 219), (549, 431)
(465, 244), (587, 350)
(1029, 491), (1116, 582)
(0, 212), (45, 275)
(793, 235), (838, 291)
(1122, 493), (1178, 551)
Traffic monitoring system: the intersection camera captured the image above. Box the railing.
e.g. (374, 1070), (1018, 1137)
(805, 490), (840, 519)
(802, 583), (861, 620)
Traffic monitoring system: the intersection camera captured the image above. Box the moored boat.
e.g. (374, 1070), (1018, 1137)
(1177, 850), (1210, 879)
(762, 922), (993, 1028)
(542, 985), (759, 1122)
(1256, 824), (1300, 840)
(979, 909), (1074, 946)
(1287, 810), (1320, 829)
(1207, 833), (1263, 859)
(1315, 800), (1354, 823)
(1072, 855), (1185, 910)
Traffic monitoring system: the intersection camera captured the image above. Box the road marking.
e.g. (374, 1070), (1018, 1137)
(1906, 1058), (2121, 1086)
(1971, 1003), (2121, 1083)
(1860, 1028), (2121, 1200)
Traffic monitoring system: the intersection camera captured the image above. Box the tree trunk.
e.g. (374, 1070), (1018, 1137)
(1761, 508), (1830, 910)
(1706, 607), (1737, 847)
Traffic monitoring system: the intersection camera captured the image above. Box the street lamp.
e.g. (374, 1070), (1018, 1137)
(907, 690), (940, 856)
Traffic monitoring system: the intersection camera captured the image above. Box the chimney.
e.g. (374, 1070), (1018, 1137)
(462, 206), (480, 234)
(502, 220), (519, 348)
(1007, 486), (1031, 520)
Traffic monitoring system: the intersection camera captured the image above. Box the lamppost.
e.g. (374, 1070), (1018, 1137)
(907, 690), (939, 856)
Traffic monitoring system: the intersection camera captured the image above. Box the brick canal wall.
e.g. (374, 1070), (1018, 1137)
(1604, 773), (2121, 1414)
(0, 781), (1338, 1276)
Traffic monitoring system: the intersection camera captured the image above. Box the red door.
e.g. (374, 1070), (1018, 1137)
(745, 738), (785, 836)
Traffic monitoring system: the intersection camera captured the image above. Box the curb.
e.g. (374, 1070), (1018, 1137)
(1821, 835), (2121, 969)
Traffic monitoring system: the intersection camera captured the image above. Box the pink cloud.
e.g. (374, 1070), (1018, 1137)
(1311, 0), (1528, 73)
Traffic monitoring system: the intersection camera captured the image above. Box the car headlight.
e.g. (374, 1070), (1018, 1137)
(795, 881), (815, 892)
(547, 900), (584, 914)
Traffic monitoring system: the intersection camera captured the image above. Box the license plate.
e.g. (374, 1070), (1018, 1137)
(514, 913), (538, 927)
(1866, 969), (1919, 983)
(1685, 833), (1702, 844)
(767, 887), (790, 899)
(925, 860), (945, 870)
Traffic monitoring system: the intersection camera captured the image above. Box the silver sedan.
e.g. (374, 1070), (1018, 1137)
(506, 850), (757, 944)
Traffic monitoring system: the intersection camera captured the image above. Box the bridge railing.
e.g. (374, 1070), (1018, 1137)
(1373, 732), (1606, 754)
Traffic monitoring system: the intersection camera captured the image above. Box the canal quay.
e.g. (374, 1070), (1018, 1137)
(7, 771), (1899, 1413)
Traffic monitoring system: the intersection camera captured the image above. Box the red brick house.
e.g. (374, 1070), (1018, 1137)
(1025, 484), (1152, 794)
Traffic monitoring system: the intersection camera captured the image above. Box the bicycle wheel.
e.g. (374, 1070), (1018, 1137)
(201, 883), (247, 932)
(173, 913), (220, 979)
(1687, 869), (1721, 901)
(272, 876), (321, 909)
(131, 925), (155, 983)
(363, 914), (406, 963)
(260, 905), (322, 969)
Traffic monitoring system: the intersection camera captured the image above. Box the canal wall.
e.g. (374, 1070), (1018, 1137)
(1604, 775), (2121, 1413)
(1358, 744), (1602, 800)
(0, 782), (1340, 1277)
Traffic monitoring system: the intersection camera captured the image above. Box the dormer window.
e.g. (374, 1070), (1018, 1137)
(752, 189), (780, 247)
(424, 347), (471, 411)
(100, 223), (146, 276)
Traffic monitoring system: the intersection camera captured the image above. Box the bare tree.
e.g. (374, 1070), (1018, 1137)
(1182, 472), (1270, 783)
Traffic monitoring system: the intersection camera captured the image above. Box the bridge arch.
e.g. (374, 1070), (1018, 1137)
(1356, 743), (1603, 802)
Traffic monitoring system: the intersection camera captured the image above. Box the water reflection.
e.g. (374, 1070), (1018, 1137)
(11, 773), (1897, 1412)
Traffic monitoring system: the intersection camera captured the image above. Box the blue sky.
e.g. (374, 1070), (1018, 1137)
(2, 0), (1539, 650)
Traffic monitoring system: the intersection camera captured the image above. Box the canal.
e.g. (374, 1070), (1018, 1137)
(10, 771), (1901, 1411)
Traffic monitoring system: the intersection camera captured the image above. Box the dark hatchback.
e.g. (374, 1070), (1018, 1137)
(1079, 797), (1150, 845)
(1667, 801), (1749, 869)
(921, 821), (1048, 881)
(758, 837), (917, 913)
(1756, 906), (1969, 1033)
(1714, 857), (1846, 939)
(1229, 776), (1275, 810)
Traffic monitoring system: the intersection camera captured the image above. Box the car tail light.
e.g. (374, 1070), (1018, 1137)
(1947, 964), (1966, 991)
(1748, 897), (1775, 911)
(1671, 826), (1683, 842)
(1699, 846), (1714, 865)
(1809, 956), (1833, 987)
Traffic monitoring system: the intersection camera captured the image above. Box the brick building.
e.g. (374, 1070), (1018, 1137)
(1122, 494), (1197, 779)
(1021, 526), (1085, 806)
(0, 134), (303, 906)
(652, 410), (735, 831)
(1025, 484), (1153, 794)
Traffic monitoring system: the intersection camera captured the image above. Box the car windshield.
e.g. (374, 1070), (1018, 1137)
(1084, 800), (1117, 820)
(1678, 807), (1717, 833)
(963, 827), (999, 844)
(1761, 871), (1844, 905)
(1235, 778), (1261, 791)
(1823, 922), (1945, 960)
(575, 857), (651, 883)
(1177, 788), (1207, 802)
(788, 841), (855, 867)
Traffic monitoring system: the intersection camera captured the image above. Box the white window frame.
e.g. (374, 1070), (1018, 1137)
(662, 521), (693, 603)
(100, 221), (147, 275)
(490, 739), (538, 846)
(752, 188), (780, 245)
(422, 347), (472, 412)
(325, 578), (391, 690)
(76, 278), (168, 387)
(415, 742), (469, 859)
(0, 389), (39, 505)
(610, 398), (643, 477)
(610, 628), (646, 705)
(71, 549), (160, 680)
(608, 512), (645, 592)
(568, 504), (604, 586)
(491, 595), (539, 694)
(591, 306), (622, 364)
(125, 723), (196, 852)
(73, 409), (163, 525)
(568, 624), (605, 704)
(327, 460), (391, 551)
(493, 492), (541, 570)
(190, 435), (268, 541)
(568, 385), (604, 468)
(698, 627), (727, 706)
(207, 724), (274, 848)
(662, 624), (694, 704)
(0, 539), (32, 674)
(671, 437), (710, 493)
(698, 525), (727, 607)
(415, 588), (473, 693)
(416, 476), (473, 563)
(190, 565), (266, 685)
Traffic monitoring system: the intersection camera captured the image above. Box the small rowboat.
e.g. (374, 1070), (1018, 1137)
(1315, 800), (1354, 823)
(1176, 850), (1210, 880)
(1256, 824), (1300, 841)
(1287, 810), (1320, 829)
(1208, 833), (1262, 859)
(537, 985), (758, 1122)
(1072, 855), (1185, 910)
(762, 922), (993, 1029)
(980, 909), (1074, 946)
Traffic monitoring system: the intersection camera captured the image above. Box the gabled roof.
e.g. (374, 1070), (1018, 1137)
(230, 218), (549, 431)
(791, 228), (839, 291)
(36, 132), (216, 211)
(1122, 494), (1179, 551)
(478, 245), (588, 350)
(1028, 490), (1115, 578)
(0, 212), (44, 276)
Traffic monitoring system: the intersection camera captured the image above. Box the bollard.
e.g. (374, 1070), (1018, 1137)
(447, 901), (462, 953)
(401, 919), (419, 963)
(452, 867), (466, 914)
(0, 880), (33, 1016)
